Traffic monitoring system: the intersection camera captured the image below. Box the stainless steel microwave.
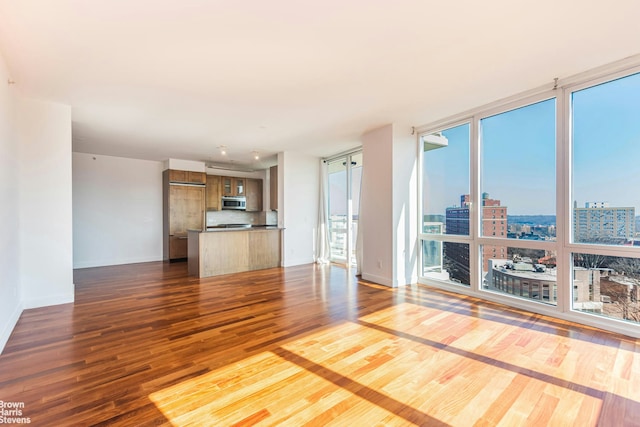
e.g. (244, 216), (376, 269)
(221, 196), (246, 210)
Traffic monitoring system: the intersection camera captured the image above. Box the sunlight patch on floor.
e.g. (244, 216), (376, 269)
(148, 304), (634, 426)
(148, 322), (410, 426)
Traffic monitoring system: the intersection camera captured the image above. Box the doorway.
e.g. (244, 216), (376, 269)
(327, 152), (362, 266)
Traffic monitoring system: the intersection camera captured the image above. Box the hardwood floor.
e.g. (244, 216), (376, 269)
(1, 262), (639, 426)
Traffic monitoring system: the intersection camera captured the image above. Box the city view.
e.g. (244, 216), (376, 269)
(421, 71), (640, 325)
(423, 193), (640, 323)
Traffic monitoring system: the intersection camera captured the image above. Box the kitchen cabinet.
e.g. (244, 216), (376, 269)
(169, 235), (189, 260)
(168, 169), (206, 185)
(245, 178), (263, 212)
(163, 170), (205, 261)
(270, 166), (278, 211)
(222, 177), (246, 197)
(206, 175), (221, 210)
(188, 228), (282, 278)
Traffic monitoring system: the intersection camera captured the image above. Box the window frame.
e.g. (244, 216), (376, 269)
(565, 66), (640, 257)
(416, 59), (640, 338)
(418, 118), (475, 288)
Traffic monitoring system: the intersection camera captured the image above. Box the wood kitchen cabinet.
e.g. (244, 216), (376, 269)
(163, 170), (205, 261)
(245, 178), (263, 212)
(222, 177), (246, 197)
(206, 175), (221, 210)
(188, 228), (281, 278)
(168, 169), (206, 185)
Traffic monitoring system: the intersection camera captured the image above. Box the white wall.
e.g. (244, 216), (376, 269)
(392, 124), (419, 285)
(73, 157), (275, 268)
(360, 123), (418, 287)
(165, 158), (205, 172)
(0, 51), (22, 352)
(280, 151), (319, 267)
(361, 124), (394, 285)
(17, 97), (74, 309)
(73, 153), (164, 268)
(205, 167), (265, 180)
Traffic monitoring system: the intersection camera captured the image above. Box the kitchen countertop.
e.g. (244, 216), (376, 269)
(188, 226), (282, 233)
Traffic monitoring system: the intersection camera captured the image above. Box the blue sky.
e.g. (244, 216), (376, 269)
(423, 71), (640, 216)
(481, 98), (556, 215)
(423, 123), (470, 214)
(573, 73), (640, 209)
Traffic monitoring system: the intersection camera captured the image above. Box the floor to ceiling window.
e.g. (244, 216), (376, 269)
(418, 61), (640, 337)
(480, 98), (557, 305)
(570, 71), (640, 324)
(421, 123), (471, 286)
(327, 152), (362, 266)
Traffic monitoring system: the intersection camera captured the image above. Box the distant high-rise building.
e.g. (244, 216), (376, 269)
(585, 201), (609, 208)
(445, 205), (470, 235)
(573, 202), (635, 243)
(445, 193), (507, 278)
(480, 194), (507, 269)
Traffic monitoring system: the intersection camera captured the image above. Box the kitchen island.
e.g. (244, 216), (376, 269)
(187, 227), (282, 278)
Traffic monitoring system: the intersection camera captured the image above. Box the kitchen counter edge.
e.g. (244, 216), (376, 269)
(188, 227), (283, 233)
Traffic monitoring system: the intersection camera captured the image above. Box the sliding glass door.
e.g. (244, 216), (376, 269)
(327, 152), (362, 266)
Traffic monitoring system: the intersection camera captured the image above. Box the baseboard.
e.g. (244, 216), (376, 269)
(73, 255), (163, 269)
(361, 272), (395, 287)
(282, 257), (315, 268)
(0, 302), (23, 354)
(22, 292), (74, 310)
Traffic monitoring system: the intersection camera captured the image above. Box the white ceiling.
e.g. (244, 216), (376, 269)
(0, 1), (638, 167)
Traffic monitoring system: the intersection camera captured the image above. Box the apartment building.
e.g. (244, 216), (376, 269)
(573, 201), (635, 243)
(445, 193), (508, 274)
